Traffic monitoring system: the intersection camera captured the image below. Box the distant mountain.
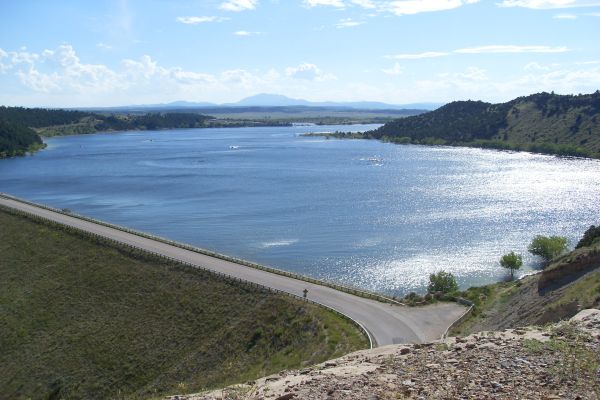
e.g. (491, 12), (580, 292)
(369, 91), (600, 158)
(228, 93), (442, 110)
(83, 100), (218, 111)
(227, 94), (312, 107)
(84, 94), (442, 112)
(163, 100), (217, 108)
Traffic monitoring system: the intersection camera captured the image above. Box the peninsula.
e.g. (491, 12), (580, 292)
(313, 91), (600, 159)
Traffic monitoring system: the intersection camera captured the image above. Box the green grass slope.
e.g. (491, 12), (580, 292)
(370, 91), (600, 158)
(0, 208), (367, 399)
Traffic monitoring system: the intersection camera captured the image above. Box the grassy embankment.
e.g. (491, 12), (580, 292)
(451, 242), (600, 336)
(0, 208), (367, 399)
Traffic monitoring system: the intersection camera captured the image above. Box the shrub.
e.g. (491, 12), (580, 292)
(428, 271), (459, 294)
(576, 225), (600, 249)
(528, 235), (568, 264)
(499, 251), (523, 280)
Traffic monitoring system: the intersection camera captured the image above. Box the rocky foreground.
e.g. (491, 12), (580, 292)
(170, 309), (600, 400)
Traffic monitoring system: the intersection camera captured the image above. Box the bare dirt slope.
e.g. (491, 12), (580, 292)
(459, 246), (600, 335)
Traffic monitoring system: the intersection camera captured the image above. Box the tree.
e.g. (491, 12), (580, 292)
(500, 251), (523, 280)
(576, 225), (600, 249)
(528, 235), (568, 264)
(428, 271), (458, 294)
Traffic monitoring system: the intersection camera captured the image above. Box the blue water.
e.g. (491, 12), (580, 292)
(1, 124), (599, 295)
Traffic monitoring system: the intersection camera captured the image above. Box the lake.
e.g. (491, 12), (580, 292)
(1, 124), (599, 296)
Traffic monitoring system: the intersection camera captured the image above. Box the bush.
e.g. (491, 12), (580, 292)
(576, 225), (600, 249)
(528, 235), (568, 263)
(499, 251), (523, 280)
(428, 271), (459, 294)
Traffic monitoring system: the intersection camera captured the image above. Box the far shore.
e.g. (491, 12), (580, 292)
(301, 131), (600, 160)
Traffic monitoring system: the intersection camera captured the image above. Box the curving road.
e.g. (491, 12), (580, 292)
(0, 195), (467, 347)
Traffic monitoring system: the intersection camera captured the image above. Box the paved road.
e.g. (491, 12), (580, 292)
(0, 195), (467, 347)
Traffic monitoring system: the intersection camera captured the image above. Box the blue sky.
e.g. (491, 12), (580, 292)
(1, 0), (599, 107)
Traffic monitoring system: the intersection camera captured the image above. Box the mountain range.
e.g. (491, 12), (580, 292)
(88, 94), (443, 112)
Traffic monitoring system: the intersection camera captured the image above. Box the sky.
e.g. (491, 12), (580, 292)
(1, 0), (599, 107)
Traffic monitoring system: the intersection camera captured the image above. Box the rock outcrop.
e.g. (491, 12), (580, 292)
(170, 309), (600, 400)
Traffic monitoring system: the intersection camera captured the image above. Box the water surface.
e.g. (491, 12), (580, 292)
(1, 124), (599, 295)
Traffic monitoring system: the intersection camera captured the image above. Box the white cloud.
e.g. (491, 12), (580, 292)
(505, 65), (600, 96)
(411, 63), (600, 103)
(285, 63), (336, 81)
(457, 66), (487, 81)
(0, 44), (349, 106)
(176, 16), (229, 24)
(303, 0), (480, 14)
(388, 45), (569, 60)
(13, 45), (121, 93)
(336, 18), (365, 27)
(524, 61), (552, 71)
(351, 0), (377, 7)
(415, 66), (489, 99)
(388, 51), (450, 59)
(303, 0), (346, 7)
(383, 0), (480, 16)
(96, 42), (113, 50)
(233, 30), (261, 36)
(303, 0), (377, 7)
(553, 12), (578, 17)
(0, 49), (10, 73)
(455, 45), (569, 53)
(497, 0), (600, 8)
(220, 0), (258, 11)
(382, 62), (403, 75)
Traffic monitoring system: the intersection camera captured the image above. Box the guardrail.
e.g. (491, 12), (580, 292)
(0, 200), (375, 349)
(0, 192), (404, 307)
(440, 297), (474, 340)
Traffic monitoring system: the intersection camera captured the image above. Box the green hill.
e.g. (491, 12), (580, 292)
(369, 91), (600, 158)
(0, 106), (215, 158)
(0, 119), (45, 157)
(0, 207), (367, 399)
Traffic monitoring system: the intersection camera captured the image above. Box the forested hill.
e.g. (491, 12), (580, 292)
(0, 107), (214, 158)
(368, 91), (600, 158)
(0, 120), (44, 157)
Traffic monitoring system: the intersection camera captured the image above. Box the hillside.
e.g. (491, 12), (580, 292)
(369, 91), (600, 158)
(0, 207), (367, 399)
(452, 239), (600, 336)
(174, 227), (600, 399)
(0, 119), (45, 157)
(174, 309), (600, 399)
(0, 106), (216, 157)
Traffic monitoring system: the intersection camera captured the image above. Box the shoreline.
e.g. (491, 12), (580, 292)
(303, 131), (600, 160)
(0, 121), (383, 159)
